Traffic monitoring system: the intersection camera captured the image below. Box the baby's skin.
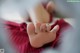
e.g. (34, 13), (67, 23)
(27, 23), (59, 48)
(27, 1), (59, 48)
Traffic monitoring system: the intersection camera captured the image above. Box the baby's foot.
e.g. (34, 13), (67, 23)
(27, 23), (59, 48)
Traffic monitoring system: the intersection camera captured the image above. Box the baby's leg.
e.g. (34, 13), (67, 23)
(28, 3), (50, 23)
(28, 3), (50, 32)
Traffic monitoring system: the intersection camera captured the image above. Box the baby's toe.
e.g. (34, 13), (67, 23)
(46, 24), (51, 32)
(27, 23), (35, 35)
(35, 23), (41, 33)
(40, 24), (47, 32)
